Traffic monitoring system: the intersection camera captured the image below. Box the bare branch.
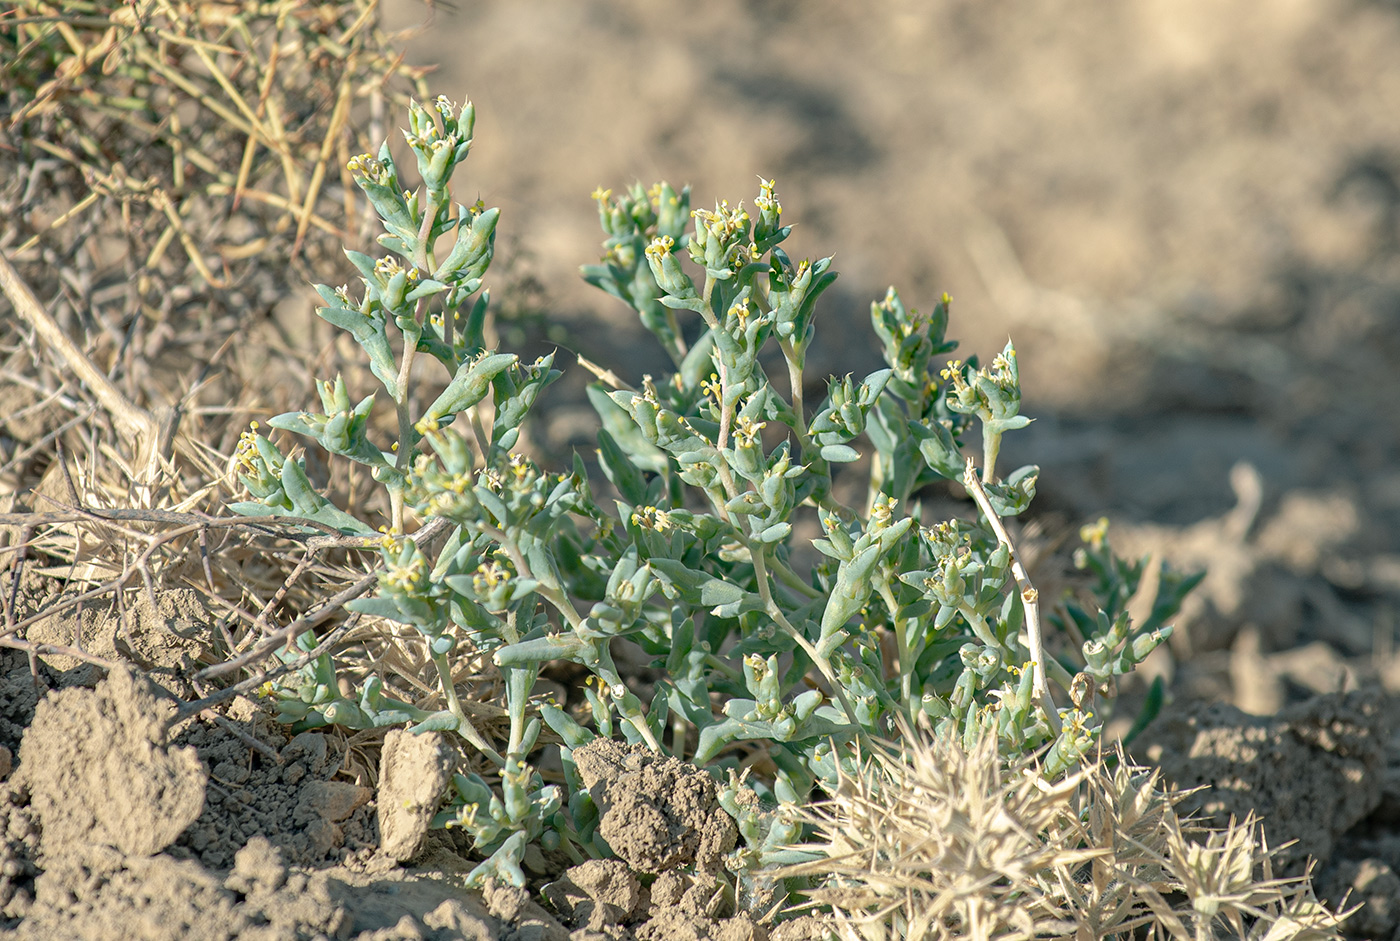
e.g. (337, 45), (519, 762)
(962, 456), (1061, 734)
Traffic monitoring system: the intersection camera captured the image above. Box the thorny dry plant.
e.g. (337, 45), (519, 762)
(777, 727), (1351, 941)
(0, 1), (492, 737)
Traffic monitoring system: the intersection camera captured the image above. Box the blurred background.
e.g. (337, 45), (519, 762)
(5, 0), (1399, 708)
(382, 0), (1400, 704)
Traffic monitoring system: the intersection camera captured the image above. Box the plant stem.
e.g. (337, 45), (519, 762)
(595, 661), (662, 750)
(629, 713), (662, 750)
(771, 558), (822, 601)
(389, 487), (405, 536)
(432, 649), (504, 765)
(961, 457), (1061, 734)
(982, 426), (1001, 484)
(960, 605), (1004, 653)
(779, 338), (808, 451)
(866, 459), (887, 517)
(752, 548), (868, 745)
(671, 716), (688, 756)
(876, 581), (914, 703)
(414, 191), (442, 272)
(483, 526), (661, 749)
(389, 297), (431, 533)
(665, 306), (687, 363)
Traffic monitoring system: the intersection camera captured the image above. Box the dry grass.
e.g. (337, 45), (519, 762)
(1, 0), (430, 491)
(0, 0), (505, 738)
(778, 726), (1351, 941)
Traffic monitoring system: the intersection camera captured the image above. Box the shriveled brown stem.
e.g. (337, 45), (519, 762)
(176, 618), (359, 721)
(0, 635), (122, 669)
(195, 573), (378, 680)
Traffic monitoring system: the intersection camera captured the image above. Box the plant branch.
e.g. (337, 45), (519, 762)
(0, 251), (159, 450)
(961, 456), (1061, 734)
(752, 548), (867, 744)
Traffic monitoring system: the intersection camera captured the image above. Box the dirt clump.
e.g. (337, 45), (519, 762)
(0, 648), (789, 939)
(378, 728), (458, 863)
(14, 664), (205, 860)
(0, 666), (364, 938)
(23, 589), (222, 697)
(1135, 688), (1386, 874)
(482, 878), (570, 940)
(1317, 858), (1400, 941)
(0, 779), (40, 921)
(542, 858), (641, 933)
(634, 906), (765, 941)
(574, 737), (737, 876)
(0, 656), (535, 939)
(559, 738), (764, 940)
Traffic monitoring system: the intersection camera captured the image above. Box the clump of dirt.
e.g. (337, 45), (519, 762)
(0, 778), (40, 922)
(24, 589), (222, 697)
(15, 664), (205, 860)
(553, 737), (767, 940)
(482, 879), (571, 940)
(543, 858), (640, 933)
(1314, 708), (1400, 941)
(378, 728), (457, 863)
(574, 737), (737, 876)
(1318, 858), (1400, 941)
(1134, 688), (1400, 939)
(1135, 689), (1385, 874)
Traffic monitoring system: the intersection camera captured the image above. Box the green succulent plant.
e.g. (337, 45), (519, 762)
(230, 97), (1199, 889)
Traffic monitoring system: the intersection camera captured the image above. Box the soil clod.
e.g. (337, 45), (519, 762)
(1136, 688), (1386, 873)
(574, 737), (737, 876)
(379, 729), (457, 863)
(15, 664), (205, 860)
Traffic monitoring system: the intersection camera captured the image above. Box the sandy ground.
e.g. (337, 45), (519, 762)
(5, 1), (1400, 937)
(379, 0), (1400, 690)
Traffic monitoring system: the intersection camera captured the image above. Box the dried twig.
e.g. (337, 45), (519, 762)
(176, 617), (358, 722)
(962, 456), (1061, 733)
(0, 251), (157, 446)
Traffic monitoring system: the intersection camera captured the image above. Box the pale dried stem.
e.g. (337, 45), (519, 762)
(195, 572), (378, 681)
(0, 635), (121, 668)
(176, 617), (359, 721)
(0, 251), (157, 447)
(575, 352), (635, 392)
(961, 456), (1060, 734)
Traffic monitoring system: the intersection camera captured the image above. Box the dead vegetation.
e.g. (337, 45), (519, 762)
(779, 727), (1351, 941)
(0, 0), (499, 761)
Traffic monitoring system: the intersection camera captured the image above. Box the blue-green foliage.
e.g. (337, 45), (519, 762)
(230, 102), (1199, 889)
